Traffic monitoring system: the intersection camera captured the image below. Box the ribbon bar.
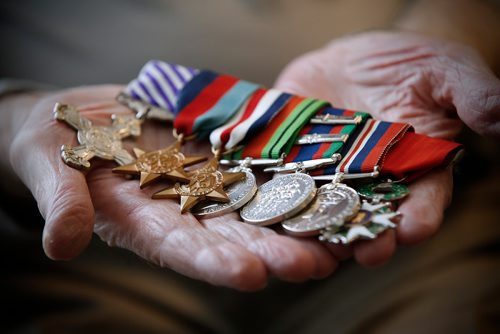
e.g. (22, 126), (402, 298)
(296, 133), (349, 145)
(310, 114), (363, 125)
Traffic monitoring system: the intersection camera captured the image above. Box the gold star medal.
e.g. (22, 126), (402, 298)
(152, 155), (246, 213)
(112, 139), (206, 188)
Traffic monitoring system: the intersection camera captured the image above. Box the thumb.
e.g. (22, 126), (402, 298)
(10, 103), (95, 260)
(445, 49), (500, 138)
(41, 165), (95, 260)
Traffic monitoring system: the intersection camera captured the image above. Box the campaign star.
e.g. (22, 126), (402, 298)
(152, 158), (246, 213)
(112, 141), (206, 188)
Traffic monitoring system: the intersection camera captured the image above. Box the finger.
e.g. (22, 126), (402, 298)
(396, 168), (453, 245)
(9, 85), (128, 260)
(293, 238), (338, 279)
(202, 216), (337, 281)
(441, 47), (500, 138)
(324, 243), (353, 261)
(89, 175), (268, 291)
(10, 113), (95, 260)
(353, 229), (396, 267)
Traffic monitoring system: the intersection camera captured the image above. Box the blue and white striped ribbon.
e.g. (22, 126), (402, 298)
(123, 60), (199, 112)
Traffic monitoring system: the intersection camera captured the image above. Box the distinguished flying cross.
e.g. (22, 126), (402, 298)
(54, 103), (142, 169)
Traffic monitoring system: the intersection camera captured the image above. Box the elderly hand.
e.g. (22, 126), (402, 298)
(5, 85), (338, 290)
(275, 31), (500, 266)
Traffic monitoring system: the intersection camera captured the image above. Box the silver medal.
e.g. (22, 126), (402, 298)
(281, 183), (360, 236)
(191, 167), (257, 218)
(240, 173), (316, 226)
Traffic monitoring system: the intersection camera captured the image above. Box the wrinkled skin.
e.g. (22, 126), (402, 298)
(10, 87), (336, 291)
(274, 31), (500, 270)
(276, 31), (500, 139)
(8, 31), (500, 290)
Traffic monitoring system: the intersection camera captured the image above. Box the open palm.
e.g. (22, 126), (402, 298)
(275, 31), (500, 264)
(10, 85), (337, 291)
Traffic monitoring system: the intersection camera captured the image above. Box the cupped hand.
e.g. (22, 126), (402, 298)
(275, 31), (500, 266)
(8, 85), (338, 290)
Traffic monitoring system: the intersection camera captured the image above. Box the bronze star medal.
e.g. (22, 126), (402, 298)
(112, 141), (206, 188)
(152, 158), (246, 213)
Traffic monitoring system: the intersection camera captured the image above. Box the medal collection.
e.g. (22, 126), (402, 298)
(55, 60), (462, 245)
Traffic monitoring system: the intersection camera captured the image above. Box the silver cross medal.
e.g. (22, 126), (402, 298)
(54, 103), (142, 170)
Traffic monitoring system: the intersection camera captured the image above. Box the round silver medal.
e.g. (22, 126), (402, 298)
(191, 167), (257, 218)
(281, 183), (360, 236)
(240, 173), (316, 226)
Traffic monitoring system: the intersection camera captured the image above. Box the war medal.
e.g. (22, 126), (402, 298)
(240, 173), (317, 226)
(152, 152), (245, 213)
(54, 103), (142, 169)
(191, 160), (257, 218)
(281, 176), (360, 237)
(233, 105), (365, 226)
(112, 134), (206, 188)
(139, 67), (261, 213)
(116, 60), (463, 226)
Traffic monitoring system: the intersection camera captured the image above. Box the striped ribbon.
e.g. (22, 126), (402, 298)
(229, 97), (329, 159)
(210, 89), (292, 150)
(123, 60), (199, 112)
(285, 108), (370, 163)
(122, 60), (463, 181)
(173, 72), (260, 138)
(312, 119), (412, 175)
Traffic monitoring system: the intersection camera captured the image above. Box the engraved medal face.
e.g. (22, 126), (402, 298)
(80, 127), (122, 159)
(175, 167), (224, 197)
(281, 183), (360, 237)
(152, 158), (246, 213)
(192, 168), (257, 218)
(240, 173), (317, 226)
(113, 142), (206, 188)
(135, 149), (184, 174)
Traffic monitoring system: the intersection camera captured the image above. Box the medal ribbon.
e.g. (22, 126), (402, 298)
(265, 99), (329, 159)
(123, 60), (462, 181)
(285, 108), (371, 163)
(210, 89), (292, 150)
(123, 60), (199, 112)
(230, 97), (329, 159)
(312, 119), (412, 175)
(382, 132), (462, 181)
(174, 72), (260, 138)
